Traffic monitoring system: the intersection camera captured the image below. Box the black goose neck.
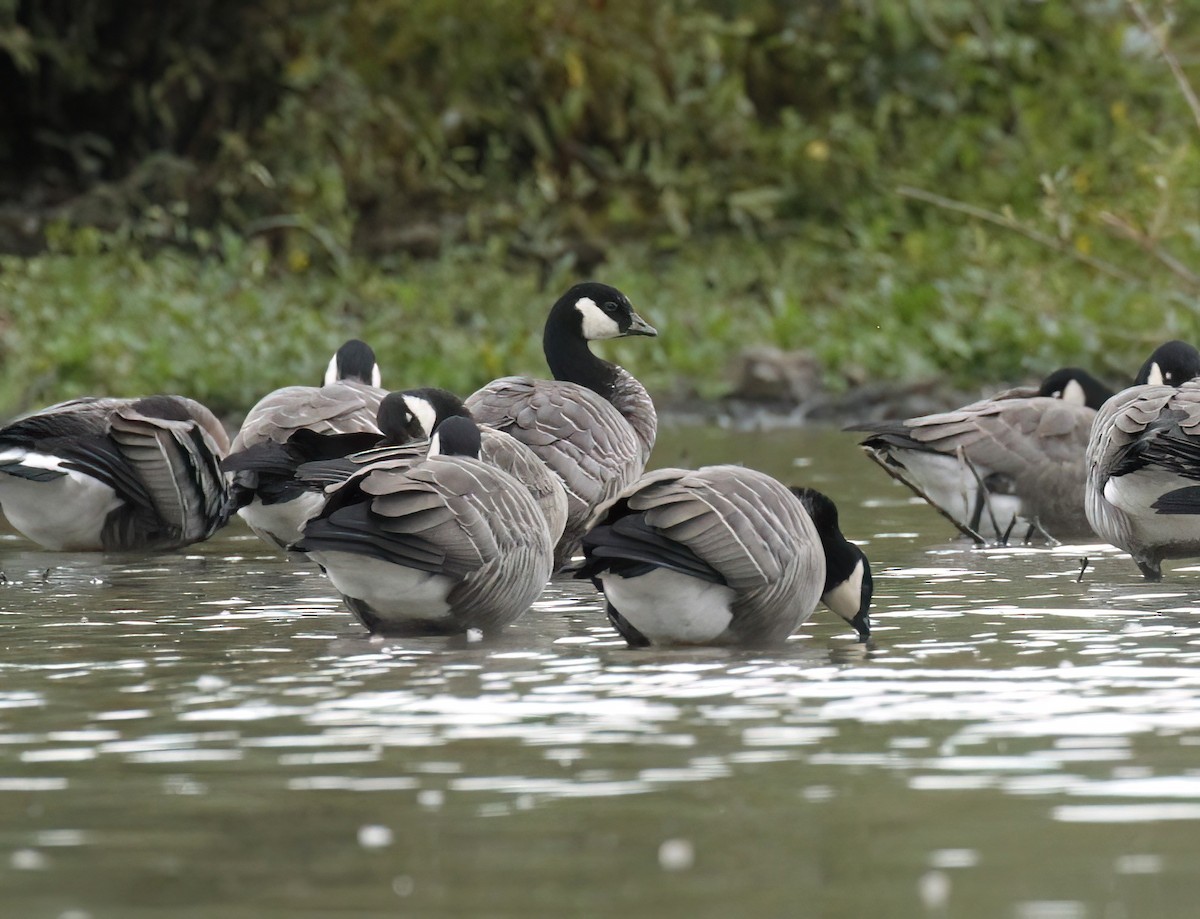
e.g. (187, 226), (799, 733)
(543, 314), (617, 400)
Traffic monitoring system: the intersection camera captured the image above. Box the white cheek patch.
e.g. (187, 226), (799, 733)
(428, 431), (443, 458)
(405, 397), (438, 439)
(575, 297), (622, 340)
(371, 363), (382, 388)
(1147, 362), (1164, 386)
(1062, 379), (1086, 406)
(324, 354), (340, 386)
(822, 558), (865, 623)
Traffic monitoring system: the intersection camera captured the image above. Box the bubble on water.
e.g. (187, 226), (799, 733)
(658, 838), (694, 871)
(417, 789), (444, 809)
(918, 870), (950, 910)
(357, 825), (393, 849)
(929, 848), (978, 869)
(1013, 903), (1087, 919)
(392, 875), (415, 897)
(11, 848), (47, 870)
(1114, 854), (1162, 875)
(466, 628), (484, 643)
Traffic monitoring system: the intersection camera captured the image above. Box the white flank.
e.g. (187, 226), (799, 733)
(0, 453), (120, 550)
(312, 551), (455, 622)
(600, 568), (735, 644)
(889, 449), (1021, 539)
(241, 491), (328, 550)
(575, 297), (622, 340)
(1105, 471), (1200, 544)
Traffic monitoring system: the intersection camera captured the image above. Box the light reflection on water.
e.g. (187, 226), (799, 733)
(0, 425), (1199, 916)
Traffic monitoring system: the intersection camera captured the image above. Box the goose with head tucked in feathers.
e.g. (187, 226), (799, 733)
(1086, 340), (1200, 580)
(577, 465), (872, 646)
(465, 282), (658, 571)
(297, 388), (569, 543)
(296, 414), (554, 636)
(847, 366), (1115, 543)
(222, 339), (388, 549)
(0, 395), (230, 551)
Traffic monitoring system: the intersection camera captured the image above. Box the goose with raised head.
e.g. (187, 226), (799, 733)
(1086, 340), (1200, 580)
(296, 415), (554, 636)
(465, 281), (658, 570)
(0, 395), (230, 551)
(848, 366), (1114, 543)
(577, 466), (872, 647)
(222, 339), (389, 549)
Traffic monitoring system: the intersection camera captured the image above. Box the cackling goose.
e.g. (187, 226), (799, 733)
(0, 395), (230, 551)
(296, 415), (554, 636)
(465, 282), (657, 570)
(297, 388), (569, 543)
(1086, 340), (1200, 579)
(577, 465), (872, 646)
(222, 340), (388, 549)
(848, 367), (1114, 543)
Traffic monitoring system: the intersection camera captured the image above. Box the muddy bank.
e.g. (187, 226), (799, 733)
(658, 345), (987, 429)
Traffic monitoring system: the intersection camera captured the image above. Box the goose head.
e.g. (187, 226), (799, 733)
(1036, 367), (1114, 410)
(375, 392), (429, 446)
(430, 415), (482, 460)
(548, 282), (658, 343)
(400, 388), (473, 440)
(324, 339), (382, 387)
(1134, 340), (1200, 387)
(792, 486), (873, 640)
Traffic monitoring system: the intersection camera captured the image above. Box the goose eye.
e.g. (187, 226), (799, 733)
(602, 301), (619, 314)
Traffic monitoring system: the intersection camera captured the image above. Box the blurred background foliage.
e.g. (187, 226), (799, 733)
(0, 0), (1198, 416)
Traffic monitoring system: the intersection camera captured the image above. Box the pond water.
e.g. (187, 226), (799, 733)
(2, 423), (1199, 918)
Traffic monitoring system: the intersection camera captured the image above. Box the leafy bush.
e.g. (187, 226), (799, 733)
(4, 0), (1192, 254)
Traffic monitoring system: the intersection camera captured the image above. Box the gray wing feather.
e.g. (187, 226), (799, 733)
(467, 377), (647, 563)
(108, 399), (229, 544)
(233, 381), (385, 450)
(479, 426), (569, 542)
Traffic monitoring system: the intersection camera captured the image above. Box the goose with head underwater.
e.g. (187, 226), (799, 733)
(0, 394), (230, 551)
(222, 339), (390, 549)
(295, 414), (555, 636)
(847, 366), (1115, 544)
(1086, 339), (1200, 580)
(465, 282), (657, 571)
(577, 465), (872, 647)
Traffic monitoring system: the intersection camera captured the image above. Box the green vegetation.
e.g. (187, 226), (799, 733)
(2, 1), (1199, 418)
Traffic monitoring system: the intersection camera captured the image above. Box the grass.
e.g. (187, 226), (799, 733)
(2, 216), (1196, 423)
